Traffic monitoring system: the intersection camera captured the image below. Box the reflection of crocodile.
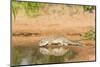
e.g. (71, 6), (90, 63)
(39, 36), (83, 47)
(39, 47), (69, 56)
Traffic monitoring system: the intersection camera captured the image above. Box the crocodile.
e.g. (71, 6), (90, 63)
(39, 36), (84, 47)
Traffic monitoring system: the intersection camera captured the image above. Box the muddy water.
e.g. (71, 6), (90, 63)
(12, 42), (95, 66)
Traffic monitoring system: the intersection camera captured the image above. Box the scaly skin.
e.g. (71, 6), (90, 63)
(39, 36), (83, 47)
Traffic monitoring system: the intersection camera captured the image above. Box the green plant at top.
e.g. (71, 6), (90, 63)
(82, 28), (95, 40)
(12, 0), (95, 19)
(12, 0), (20, 19)
(83, 6), (95, 13)
(25, 2), (44, 17)
(12, 0), (44, 19)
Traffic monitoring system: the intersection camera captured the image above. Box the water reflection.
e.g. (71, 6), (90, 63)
(12, 46), (76, 66)
(20, 58), (29, 65)
(40, 47), (69, 56)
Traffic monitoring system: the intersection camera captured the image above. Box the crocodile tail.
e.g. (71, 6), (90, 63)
(69, 41), (85, 47)
(74, 42), (86, 47)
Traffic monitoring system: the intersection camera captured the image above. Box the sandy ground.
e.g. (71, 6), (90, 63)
(12, 7), (95, 46)
(12, 5), (96, 61)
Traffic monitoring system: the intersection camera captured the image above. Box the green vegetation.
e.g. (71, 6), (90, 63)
(83, 6), (95, 13)
(12, 0), (95, 19)
(24, 2), (44, 17)
(82, 28), (95, 40)
(12, 0), (44, 18)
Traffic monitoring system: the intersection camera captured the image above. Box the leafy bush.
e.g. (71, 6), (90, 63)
(83, 6), (95, 13)
(24, 2), (44, 17)
(12, 0), (44, 18)
(82, 28), (95, 40)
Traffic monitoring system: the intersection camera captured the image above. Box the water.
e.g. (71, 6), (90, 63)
(12, 45), (77, 66)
